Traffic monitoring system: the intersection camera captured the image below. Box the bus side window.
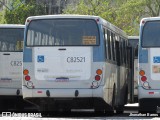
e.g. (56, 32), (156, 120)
(125, 39), (128, 65)
(111, 32), (115, 61)
(123, 39), (126, 64)
(135, 44), (138, 58)
(119, 37), (122, 65)
(107, 30), (111, 60)
(115, 35), (118, 62)
(115, 38), (120, 65)
(103, 28), (107, 59)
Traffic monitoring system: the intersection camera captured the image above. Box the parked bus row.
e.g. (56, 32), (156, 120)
(0, 15), (158, 115)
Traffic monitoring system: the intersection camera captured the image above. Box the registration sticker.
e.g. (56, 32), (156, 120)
(83, 36), (96, 45)
(152, 65), (160, 73)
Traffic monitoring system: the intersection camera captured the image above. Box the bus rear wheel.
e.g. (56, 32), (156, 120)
(139, 99), (156, 113)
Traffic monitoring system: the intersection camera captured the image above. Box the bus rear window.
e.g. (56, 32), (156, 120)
(0, 28), (23, 52)
(142, 21), (160, 47)
(27, 19), (99, 46)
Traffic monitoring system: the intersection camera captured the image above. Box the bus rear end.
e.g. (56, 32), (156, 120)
(139, 17), (160, 113)
(23, 15), (108, 112)
(0, 25), (24, 110)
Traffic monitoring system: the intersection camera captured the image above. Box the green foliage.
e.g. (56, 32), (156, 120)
(2, 0), (160, 35)
(63, 0), (140, 35)
(4, 0), (46, 24)
(114, 0), (146, 35)
(64, 0), (160, 36)
(63, 0), (114, 22)
(0, 10), (6, 24)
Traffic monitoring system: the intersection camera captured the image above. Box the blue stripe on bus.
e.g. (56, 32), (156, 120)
(139, 49), (148, 63)
(23, 48), (32, 62)
(93, 25), (105, 62)
(93, 46), (105, 62)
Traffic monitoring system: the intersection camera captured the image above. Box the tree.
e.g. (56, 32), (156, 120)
(115, 0), (160, 35)
(63, 0), (139, 35)
(64, 0), (160, 35)
(4, 0), (46, 24)
(63, 0), (115, 22)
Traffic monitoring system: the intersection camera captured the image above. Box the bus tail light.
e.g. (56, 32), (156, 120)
(95, 75), (101, 81)
(139, 70), (145, 76)
(23, 69), (29, 75)
(141, 20), (146, 25)
(96, 69), (102, 75)
(92, 69), (103, 88)
(25, 75), (31, 81)
(141, 76), (147, 81)
(27, 19), (31, 23)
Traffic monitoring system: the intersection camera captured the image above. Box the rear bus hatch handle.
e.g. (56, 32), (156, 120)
(58, 48), (66, 51)
(3, 53), (10, 55)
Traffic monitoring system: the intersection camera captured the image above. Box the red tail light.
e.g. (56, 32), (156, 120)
(25, 75), (31, 81)
(141, 76), (147, 81)
(95, 75), (100, 81)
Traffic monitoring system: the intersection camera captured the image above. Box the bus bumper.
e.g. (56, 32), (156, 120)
(138, 86), (160, 99)
(22, 85), (104, 98)
(0, 88), (22, 96)
(22, 86), (114, 110)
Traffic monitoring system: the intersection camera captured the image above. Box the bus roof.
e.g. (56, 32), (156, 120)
(26, 14), (127, 39)
(140, 17), (160, 26)
(128, 36), (139, 39)
(141, 16), (160, 21)
(0, 24), (25, 28)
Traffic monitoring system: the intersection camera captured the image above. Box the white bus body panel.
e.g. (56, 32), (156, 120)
(23, 60), (116, 106)
(139, 48), (160, 99)
(26, 47), (97, 89)
(34, 47), (91, 81)
(0, 52), (22, 89)
(150, 48), (160, 80)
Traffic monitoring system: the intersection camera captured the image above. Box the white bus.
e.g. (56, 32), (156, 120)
(0, 24), (24, 111)
(23, 15), (128, 115)
(138, 17), (160, 113)
(128, 36), (139, 103)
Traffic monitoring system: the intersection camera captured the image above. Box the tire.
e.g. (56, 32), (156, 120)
(116, 105), (124, 114)
(106, 86), (115, 116)
(139, 99), (156, 113)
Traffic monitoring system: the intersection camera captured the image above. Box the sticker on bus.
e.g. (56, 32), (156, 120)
(153, 56), (160, 63)
(152, 65), (160, 73)
(82, 36), (96, 45)
(37, 55), (44, 62)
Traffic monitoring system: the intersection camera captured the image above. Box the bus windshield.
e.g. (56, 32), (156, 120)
(0, 28), (23, 52)
(142, 21), (160, 47)
(27, 19), (100, 46)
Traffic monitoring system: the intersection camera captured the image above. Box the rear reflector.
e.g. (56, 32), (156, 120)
(37, 91), (42, 93)
(149, 92), (154, 94)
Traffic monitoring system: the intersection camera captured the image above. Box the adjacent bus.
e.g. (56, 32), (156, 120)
(0, 24), (24, 111)
(23, 15), (128, 114)
(138, 17), (160, 113)
(128, 36), (139, 103)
